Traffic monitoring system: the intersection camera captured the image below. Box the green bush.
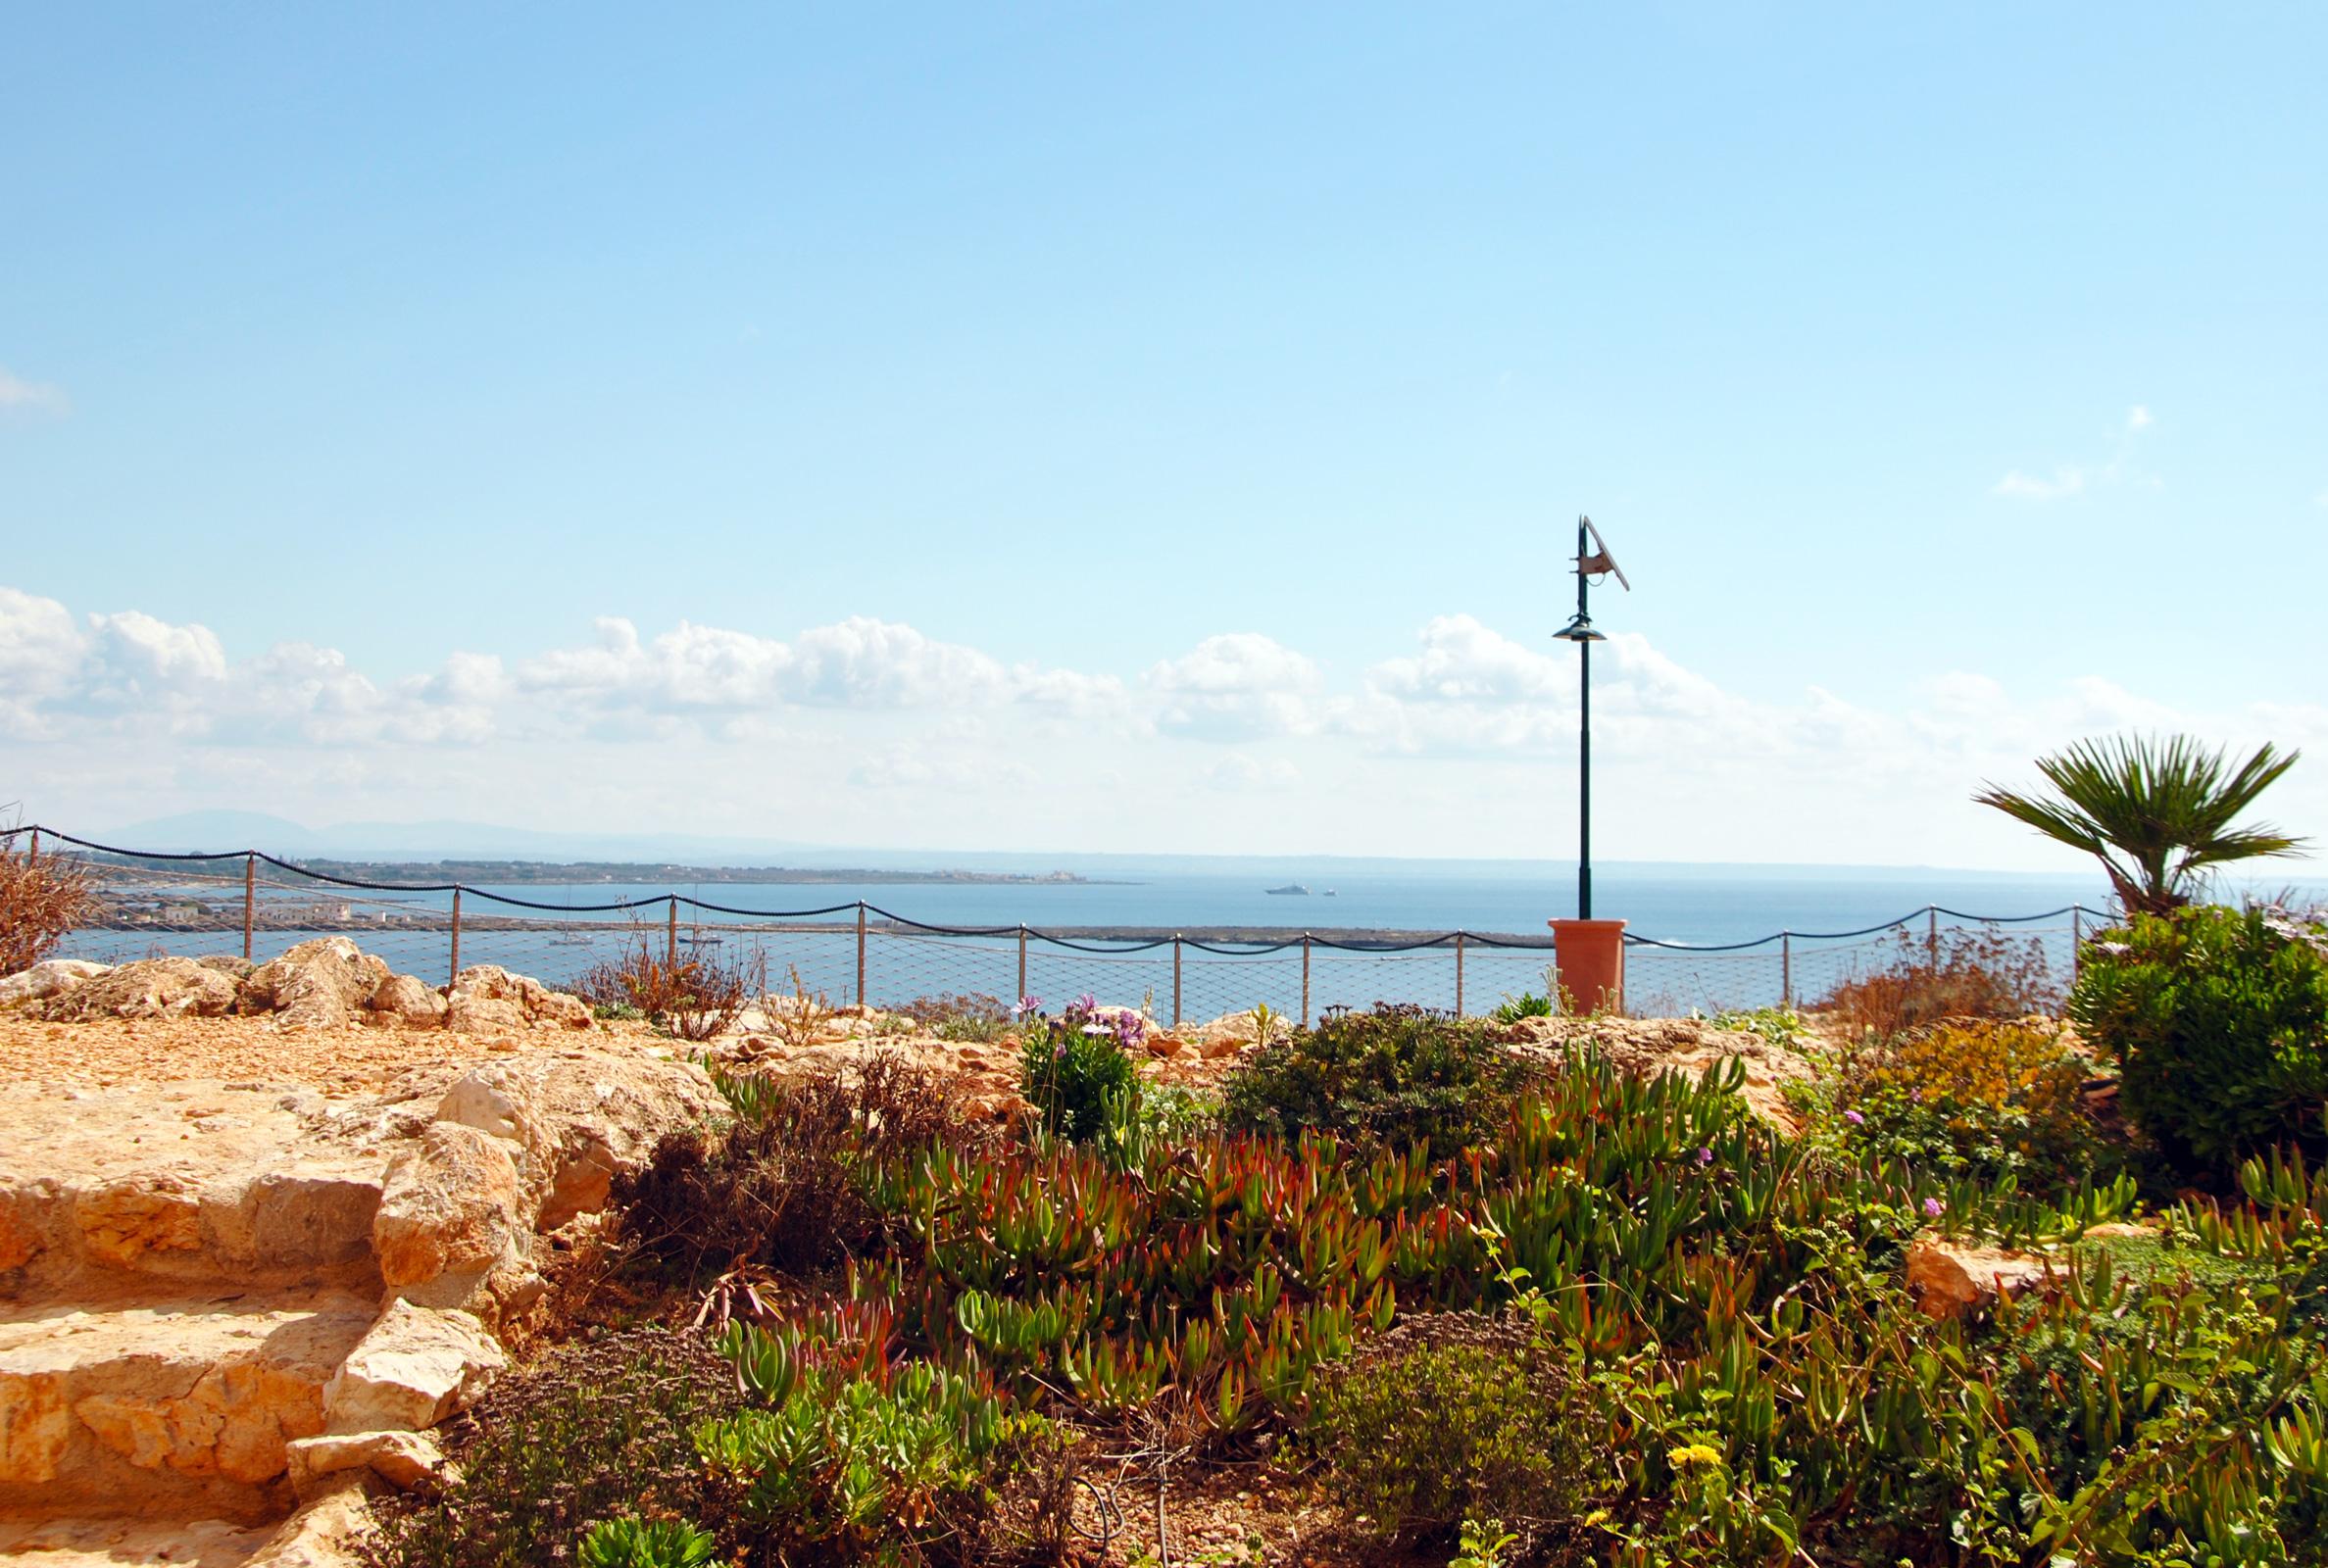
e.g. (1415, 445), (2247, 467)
(1017, 994), (1142, 1143)
(2072, 905), (2328, 1172)
(1839, 1018), (2121, 1200)
(1221, 1004), (1534, 1156)
(364, 1329), (738, 1568)
(1305, 1317), (1610, 1550)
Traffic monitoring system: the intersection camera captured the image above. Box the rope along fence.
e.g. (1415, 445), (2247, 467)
(10, 826), (2106, 1022)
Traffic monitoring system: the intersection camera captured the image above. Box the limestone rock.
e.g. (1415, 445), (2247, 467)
(322, 1299), (504, 1434)
(286, 1427), (447, 1495)
(1906, 1235), (2056, 1318)
(366, 972), (448, 1026)
(197, 955), (258, 980)
(446, 964), (593, 1033)
(371, 1123), (529, 1314)
(242, 939), (393, 1030)
(44, 957), (240, 1022)
(0, 959), (109, 1010)
(246, 1469), (385, 1567)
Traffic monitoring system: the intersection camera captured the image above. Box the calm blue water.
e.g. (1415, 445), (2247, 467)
(68, 864), (2324, 1017)
(301, 867), (2122, 944)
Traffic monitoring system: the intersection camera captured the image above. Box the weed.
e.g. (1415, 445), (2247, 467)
(618, 1053), (991, 1283)
(1815, 922), (2059, 1040)
(570, 930), (761, 1042)
(0, 824), (93, 976)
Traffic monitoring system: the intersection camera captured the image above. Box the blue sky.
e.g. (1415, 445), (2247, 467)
(3, 5), (2324, 867)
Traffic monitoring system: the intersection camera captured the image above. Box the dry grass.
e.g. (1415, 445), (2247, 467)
(1813, 924), (2060, 1040)
(570, 928), (763, 1042)
(0, 829), (94, 976)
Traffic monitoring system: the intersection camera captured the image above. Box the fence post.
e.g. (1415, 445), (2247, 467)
(1015, 925), (1027, 1004)
(1455, 932), (1466, 1017)
(243, 855), (256, 962)
(1301, 934), (1312, 1026)
(667, 897), (678, 968)
(449, 888), (462, 990)
(1780, 932), (1792, 1009)
(1927, 906), (1939, 967)
(1172, 936), (1183, 1029)
(25, 828), (34, 860)
(855, 903), (867, 1009)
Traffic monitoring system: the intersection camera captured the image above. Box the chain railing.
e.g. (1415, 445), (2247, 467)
(10, 825), (2106, 1022)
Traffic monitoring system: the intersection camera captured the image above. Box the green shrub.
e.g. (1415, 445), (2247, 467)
(1305, 1317), (1610, 1549)
(1221, 1004), (1535, 1156)
(2072, 905), (2328, 1172)
(1839, 1018), (2120, 1200)
(576, 1516), (717, 1568)
(364, 1329), (738, 1568)
(1017, 994), (1142, 1143)
(1490, 990), (1554, 1024)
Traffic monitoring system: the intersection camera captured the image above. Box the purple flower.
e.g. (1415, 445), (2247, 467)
(1844, 1109), (1865, 1127)
(1013, 995), (1041, 1017)
(1073, 993), (1098, 1015)
(1696, 1147), (1714, 1167)
(1922, 1197), (1945, 1218)
(1112, 1012), (1148, 1049)
(1054, 1042), (1069, 1060)
(1080, 1023), (1112, 1037)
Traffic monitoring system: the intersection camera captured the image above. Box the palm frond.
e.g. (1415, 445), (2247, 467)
(1975, 733), (2307, 912)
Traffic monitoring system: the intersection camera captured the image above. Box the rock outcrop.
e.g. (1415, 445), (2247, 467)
(43, 957), (241, 1022)
(241, 941), (394, 1030)
(0, 959), (110, 1011)
(0, 987), (722, 1565)
(446, 964), (594, 1034)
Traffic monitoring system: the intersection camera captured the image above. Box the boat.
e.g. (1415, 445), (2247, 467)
(1263, 884), (1311, 896)
(682, 933), (725, 948)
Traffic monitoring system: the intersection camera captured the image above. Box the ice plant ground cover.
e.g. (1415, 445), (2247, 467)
(365, 913), (2328, 1568)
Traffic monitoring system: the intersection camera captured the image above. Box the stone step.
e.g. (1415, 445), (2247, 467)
(0, 1084), (391, 1302)
(0, 1514), (272, 1565)
(0, 1291), (378, 1526)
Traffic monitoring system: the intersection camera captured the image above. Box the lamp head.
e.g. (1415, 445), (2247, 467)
(1553, 612), (1607, 644)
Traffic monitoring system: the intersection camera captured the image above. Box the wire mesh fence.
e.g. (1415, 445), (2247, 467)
(14, 825), (2104, 1023)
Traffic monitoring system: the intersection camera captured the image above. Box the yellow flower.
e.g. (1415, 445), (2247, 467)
(1668, 1443), (1724, 1467)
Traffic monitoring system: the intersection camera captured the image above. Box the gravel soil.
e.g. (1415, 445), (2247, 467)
(0, 1012), (669, 1096)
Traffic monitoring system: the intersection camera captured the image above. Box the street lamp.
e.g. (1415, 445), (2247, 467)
(1550, 516), (1629, 920)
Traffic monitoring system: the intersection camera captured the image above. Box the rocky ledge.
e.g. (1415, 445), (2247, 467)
(0, 952), (722, 1568)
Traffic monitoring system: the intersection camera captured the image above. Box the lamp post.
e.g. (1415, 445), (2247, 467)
(1547, 515), (1630, 1012)
(1551, 515), (1628, 918)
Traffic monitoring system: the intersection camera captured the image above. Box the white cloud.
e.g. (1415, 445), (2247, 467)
(1993, 466), (2087, 501)
(0, 367), (68, 415)
(1205, 755), (1302, 791)
(1993, 404), (2160, 502)
(6, 584), (2322, 873)
(1146, 633), (1322, 740)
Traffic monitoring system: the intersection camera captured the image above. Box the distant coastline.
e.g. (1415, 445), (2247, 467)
(89, 853), (1105, 889)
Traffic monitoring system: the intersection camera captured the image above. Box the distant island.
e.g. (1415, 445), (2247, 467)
(87, 852), (1098, 888)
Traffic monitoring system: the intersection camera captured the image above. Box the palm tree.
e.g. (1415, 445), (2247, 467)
(1975, 734), (2307, 914)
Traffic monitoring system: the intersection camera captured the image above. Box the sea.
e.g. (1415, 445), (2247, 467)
(62, 859), (2325, 1018)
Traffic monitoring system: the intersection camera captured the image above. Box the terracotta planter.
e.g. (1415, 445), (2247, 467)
(1547, 918), (1627, 1015)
